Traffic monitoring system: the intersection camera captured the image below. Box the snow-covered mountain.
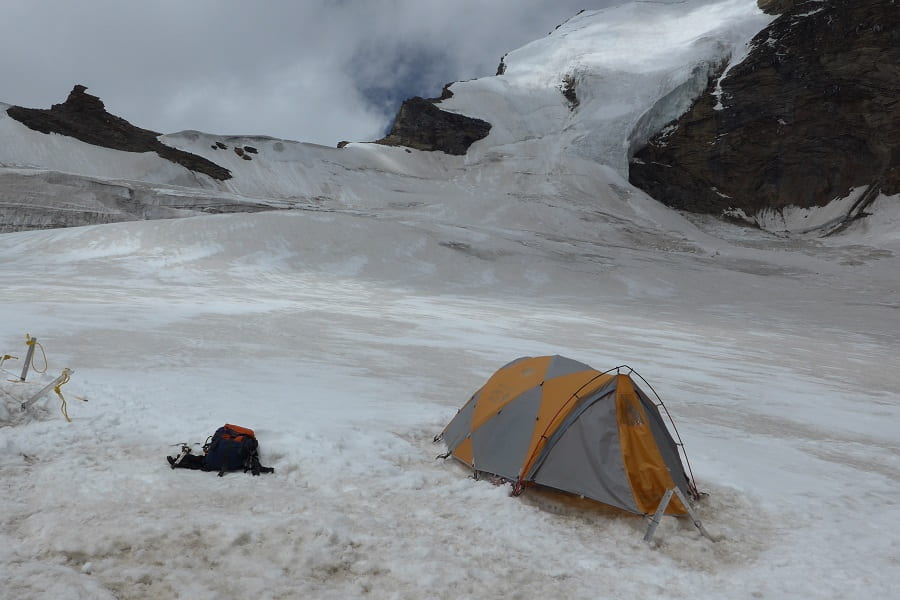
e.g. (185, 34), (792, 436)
(2, 2), (899, 599)
(3, 0), (893, 238)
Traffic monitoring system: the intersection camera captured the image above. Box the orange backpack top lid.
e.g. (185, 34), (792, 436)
(223, 423), (255, 438)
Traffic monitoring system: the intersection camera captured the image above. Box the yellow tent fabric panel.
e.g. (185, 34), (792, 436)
(452, 436), (474, 467)
(615, 375), (685, 515)
(469, 356), (552, 432)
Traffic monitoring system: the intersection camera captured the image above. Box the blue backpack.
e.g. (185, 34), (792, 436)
(168, 424), (274, 476)
(204, 424), (273, 476)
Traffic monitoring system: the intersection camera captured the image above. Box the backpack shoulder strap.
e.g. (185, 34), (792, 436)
(246, 446), (274, 476)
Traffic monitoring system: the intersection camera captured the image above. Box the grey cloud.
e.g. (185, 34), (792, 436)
(2, 0), (620, 146)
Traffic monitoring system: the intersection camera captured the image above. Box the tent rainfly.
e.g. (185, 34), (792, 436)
(437, 355), (701, 517)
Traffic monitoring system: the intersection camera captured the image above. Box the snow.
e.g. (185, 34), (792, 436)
(442, 0), (773, 173)
(794, 8), (826, 19)
(755, 187), (866, 233)
(836, 193), (900, 247)
(2, 1), (899, 598)
(3, 178), (899, 599)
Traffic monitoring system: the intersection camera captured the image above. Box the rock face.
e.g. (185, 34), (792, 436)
(629, 0), (899, 222)
(757, 0), (797, 14)
(7, 85), (231, 181)
(375, 95), (491, 155)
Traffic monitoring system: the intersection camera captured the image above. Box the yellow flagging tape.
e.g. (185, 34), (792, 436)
(25, 334), (49, 375)
(55, 370), (72, 422)
(19, 368), (80, 421)
(0, 354), (18, 374)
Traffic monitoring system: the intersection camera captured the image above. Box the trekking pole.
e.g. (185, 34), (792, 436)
(21, 368), (73, 411)
(20, 335), (37, 382)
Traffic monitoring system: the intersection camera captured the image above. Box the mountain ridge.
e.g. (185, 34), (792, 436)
(1, 0), (894, 239)
(7, 85), (232, 181)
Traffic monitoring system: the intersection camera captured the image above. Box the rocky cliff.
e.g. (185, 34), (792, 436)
(375, 92), (491, 155)
(7, 85), (231, 181)
(629, 0), (899, 226)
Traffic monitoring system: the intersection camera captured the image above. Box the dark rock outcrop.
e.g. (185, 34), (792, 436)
(7, 85), (231, 180)
(757, 0), (797, 14)
(375, 95), (491, 155)
(560, 74), (578, 110)
(496, 55), (508, 76)
(629, 0), (899, 221)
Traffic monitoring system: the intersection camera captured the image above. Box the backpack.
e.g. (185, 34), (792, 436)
(169, 424), (274, 476)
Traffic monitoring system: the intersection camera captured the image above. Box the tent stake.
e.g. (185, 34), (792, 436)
(644, 487), (716, 543)
(643, 489), (674, 542)
(673, 487), (716, 541)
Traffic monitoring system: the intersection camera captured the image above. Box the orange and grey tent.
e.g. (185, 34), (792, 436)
(437, 355), (700, 516)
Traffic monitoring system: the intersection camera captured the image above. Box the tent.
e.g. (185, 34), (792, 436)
(437, 355), (699, 516)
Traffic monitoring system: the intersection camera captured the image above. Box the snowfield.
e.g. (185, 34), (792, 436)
(2, 188), (898, 600)
(2, 1), (899, 598)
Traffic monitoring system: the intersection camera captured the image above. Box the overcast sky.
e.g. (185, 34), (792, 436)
(1, 1), (623, 147)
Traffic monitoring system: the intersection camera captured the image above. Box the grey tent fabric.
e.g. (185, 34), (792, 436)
(544, 355), (593, 380)
(441, 392), (479, 450)
(470, 386), (543, 480)
(524, 376), (619, 479)
(529, 391), (639, 513)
